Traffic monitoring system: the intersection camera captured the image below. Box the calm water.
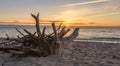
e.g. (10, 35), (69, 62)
(0, 25), (120, 43)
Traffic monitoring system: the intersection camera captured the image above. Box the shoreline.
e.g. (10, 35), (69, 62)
(1, 37), (120, 44)
(74, 40), (120, 44)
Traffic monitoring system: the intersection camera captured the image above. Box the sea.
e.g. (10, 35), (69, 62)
(0, 25), (120, 43)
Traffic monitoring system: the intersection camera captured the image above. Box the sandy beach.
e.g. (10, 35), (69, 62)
(0, 40), (120, 66)
(0, 0), (120, 66)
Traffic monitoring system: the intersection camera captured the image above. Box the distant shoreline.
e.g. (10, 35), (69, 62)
(0, 24), (120, 28)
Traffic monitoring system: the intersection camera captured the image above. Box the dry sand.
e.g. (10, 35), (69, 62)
(0, 41), (120, 66)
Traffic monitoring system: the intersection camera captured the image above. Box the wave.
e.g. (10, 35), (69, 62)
(76, 37), (120, 43)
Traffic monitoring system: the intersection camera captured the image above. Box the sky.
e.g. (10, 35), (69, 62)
(0, 0), (120, 26)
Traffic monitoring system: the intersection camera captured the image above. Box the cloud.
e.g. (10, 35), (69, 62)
(0, 21), (34, 25)
(101, 0), (120, 11)
(89, 22), (96, 24)
(86, 0), (120, 17)
(86, 11), (120, 17)
(60, 0), (110, 7)
(71, 11), (120, 19)
(65, 0), (120, 19)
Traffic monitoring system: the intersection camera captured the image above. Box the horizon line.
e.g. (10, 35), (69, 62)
(0, 24), (120, 27)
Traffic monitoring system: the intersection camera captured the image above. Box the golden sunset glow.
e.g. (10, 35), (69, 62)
(0, 0), (120, 26)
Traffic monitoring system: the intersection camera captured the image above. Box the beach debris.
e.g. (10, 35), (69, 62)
(0, 13), (79, 57)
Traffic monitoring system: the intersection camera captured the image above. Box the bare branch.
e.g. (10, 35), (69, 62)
(33, 32), (36, 36)
(57, 23), (62, 31)
(31, 13), (41, 37)
(16, 28), (25, 36)
(62, 28), (79, 46)
(23, 29), (32, 35)
(59, 28), (70, 39)
(52, 23), (59, 41)
(42, 27), (46, 37)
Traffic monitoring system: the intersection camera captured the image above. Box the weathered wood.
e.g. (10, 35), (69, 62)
(16, 28), (25, 36)
(58, 28), (79, 55)
(52, 23), (59, 40)
(48, 23), (62, 37)
(0, 46), (42, 56)
(57, 23), (62, 32)
(33, 32), (36, 36)
(23, 29), (32, 35)
(59, 28), (70, 39)
(42, 27), (46, 37)
(31, 13), (41, 37)
(51, 23), (64, 55)
(0, 47), (21, 51)
(62, 27), (79, 47)
(10, 50), (25, 55)
(59, 26), (66, 34)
